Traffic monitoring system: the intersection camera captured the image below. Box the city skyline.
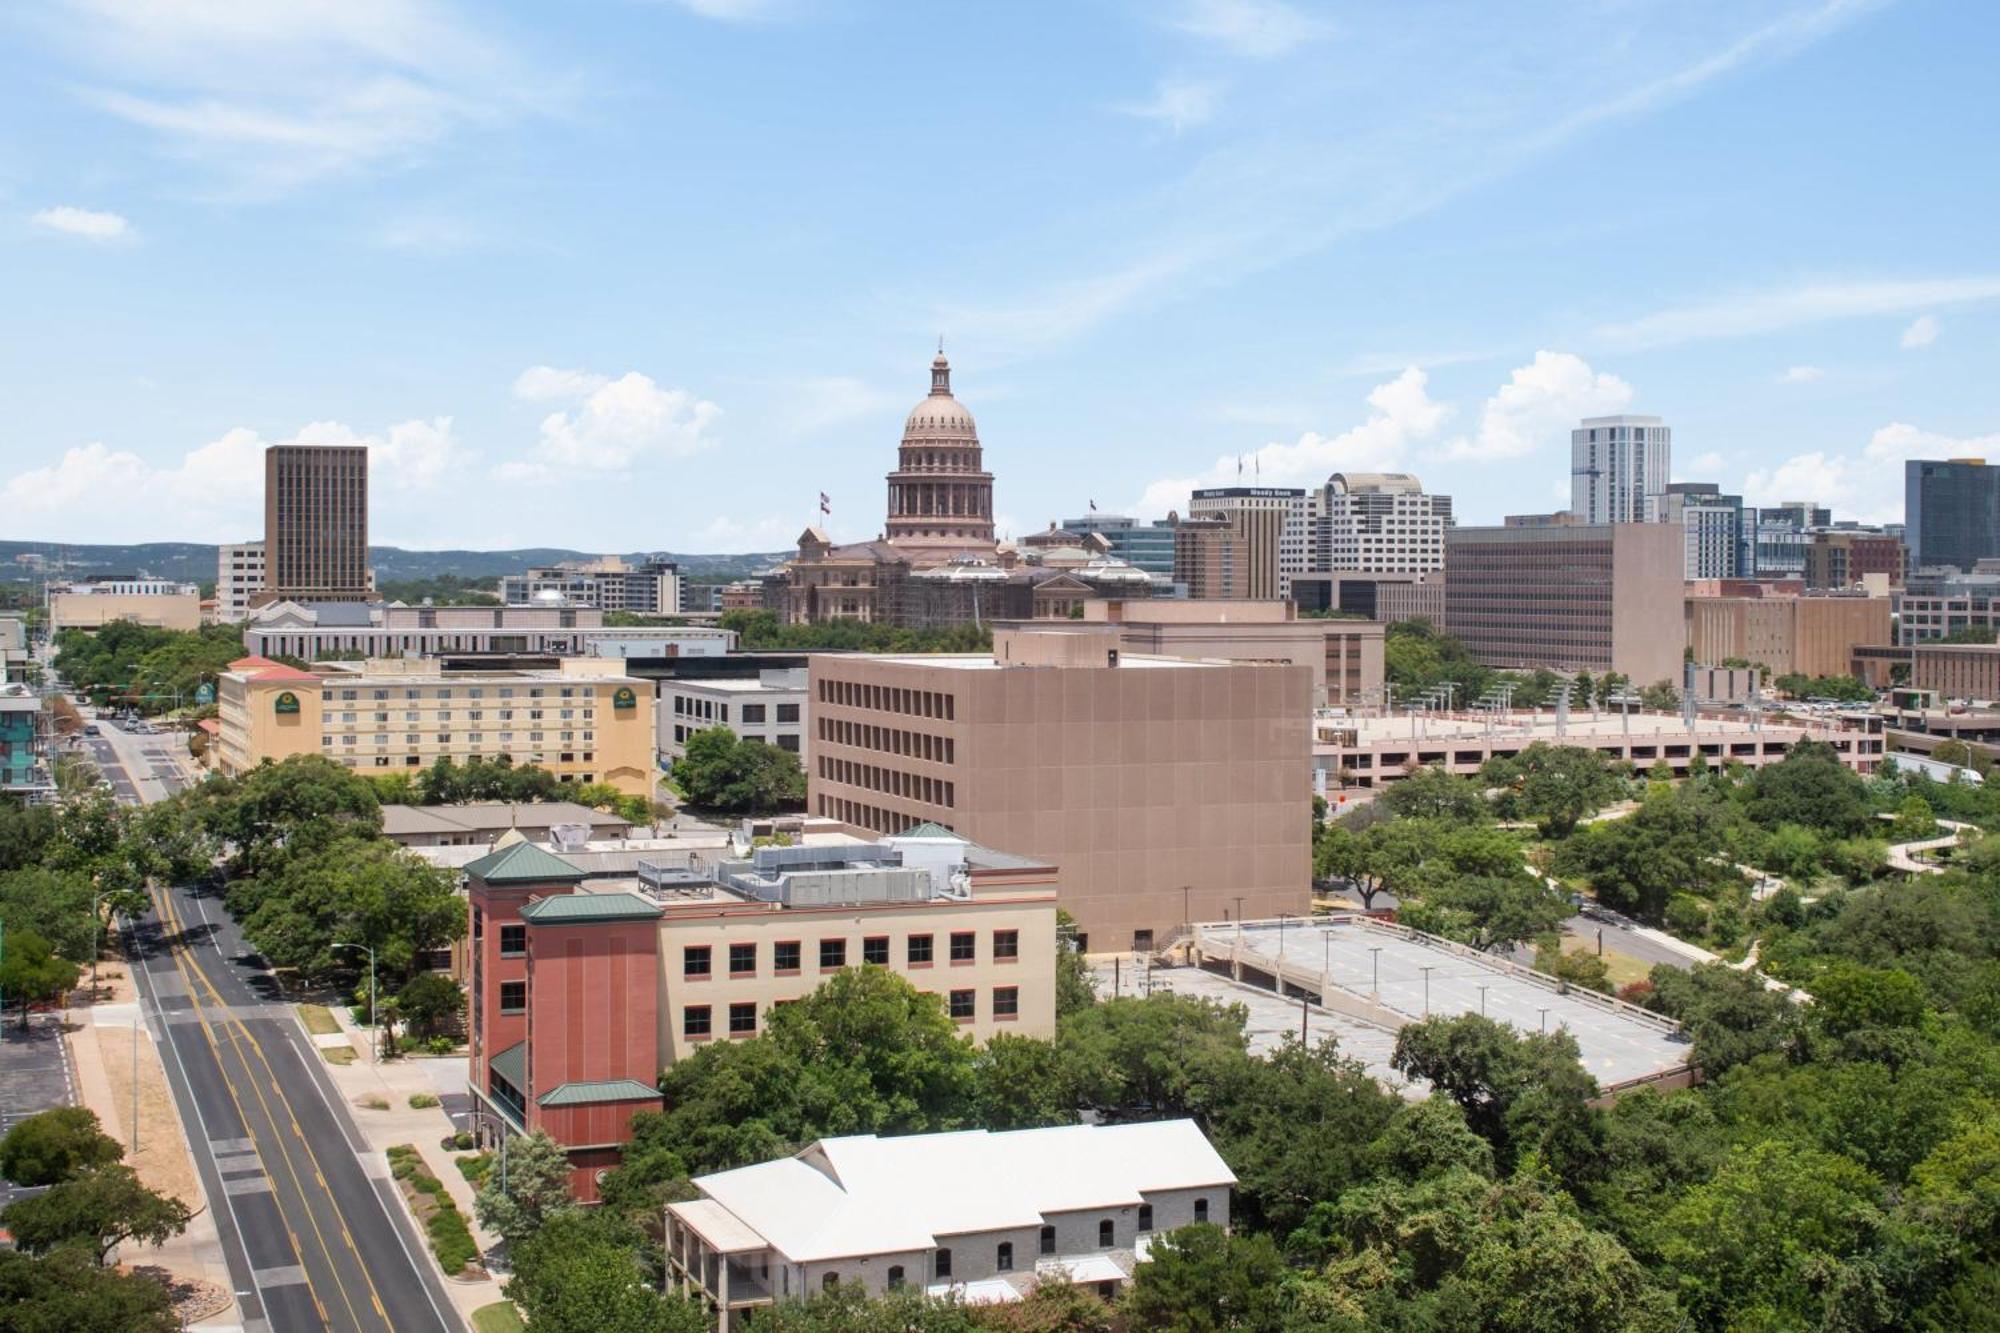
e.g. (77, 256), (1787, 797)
(5, 1), (2000, 551)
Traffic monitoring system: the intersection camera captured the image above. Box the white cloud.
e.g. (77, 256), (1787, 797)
(31, 205), (133, 241)
(1691, 450), (1727, 475)
(1171, 0), (1328, 58)
(668, 0), (776, 18)
(0, 417), (460, 541)
(1596, 277), (2000, 350)
(1779, 365), (1825, 383)
(45, 0), (560, 192)
(1741, 421), (2000, 526)
(1442, 351), (1632, 462)
(1116, 80), (1221, 133)
(1901, 314), (1940, 348)
(513, 365), (610, 402)
(512, 367), (721, 472)
(1134, 366), (1448, 517)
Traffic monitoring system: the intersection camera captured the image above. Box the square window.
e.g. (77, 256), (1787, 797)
(949, 989), (975, 1021)
(862, 936), (889, 966)
(499, 924), (526, 957)
(684, 945), (712, 978)
(683, 1005), (711, 1038)
(729, 1002), (757, 1035)
(499, 980), (526, 1014)
(729, 942), (756, 975)
(950, 931), (975, 963)
(994, 929), (1019, 960)
(994, 986), (1019, 1019)
(774, 940), (801, 973)
(820, 938), (846, 970)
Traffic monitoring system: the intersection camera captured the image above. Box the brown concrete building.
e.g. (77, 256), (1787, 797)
(1805, 530), (1906, 590)
(1685, 592), (1892, 678)
(1050, 598), (1384, 708)
(1443, 522), (1684, 682)
(1288, 572), (1445, 626)
(1854, 642), (2000, 699)
(805, 631), (1313, 952)
(263, 443), (371, 603)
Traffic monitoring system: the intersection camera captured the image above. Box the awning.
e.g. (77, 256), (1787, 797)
(669, 1199), (768, 1255)
(1035, 1254), (1128, 1284)
(928, 1278), (1023, 1305)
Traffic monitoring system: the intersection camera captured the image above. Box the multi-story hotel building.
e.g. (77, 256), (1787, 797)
(1570, 415), (1671, 524)
(263, 443), (371, 603)
(805, 627), (1312, 951)
(214, 655), (655, 794)
(1316, 473), (1451, 574)
(215, 541), (266, 623)
(1444, 521), (1684, 682)
(464, 828), (1059, 1199)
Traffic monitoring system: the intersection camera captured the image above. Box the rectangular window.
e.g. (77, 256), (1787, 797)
(729, 943), (756, 976)
(499, 924), (526, 957)
(820, 938), (846, 970)
(499, 980), (526, 1014)
(683, 1005), (711, 1039)
(728, 1002), (757, 1036)
(684, 945), (712, 978)
(908, 934), (934, 966)
(777, 703), (800, 723)
(994, 986), (1019, 1020)
(774, 940), (801, 974)
(949, 990), (975, 1021)
(950, 931), (976, 963)
(862, 936), (889, 966)
(741, 704), (766, 724)
(993, 929), (1019, 961)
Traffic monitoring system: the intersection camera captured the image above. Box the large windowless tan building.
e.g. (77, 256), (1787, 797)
(806, 628), (1312, 951)
(1685, 592), (1892, 678)
(264, 443), (371, 602)
(1444, 521), (1684, 683)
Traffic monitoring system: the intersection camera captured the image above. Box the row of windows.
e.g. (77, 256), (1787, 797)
(817, 717), (954, 763)
(817, 678), (956, 721)
(329, 709), (588, 722)
(682, 931), (1016, 978)
(333, 685), (579, 701)
(682, 985), (1017, 1038)
(817, 757), (956, 809)
(671, 723), (799, 751)
(818, 794), (929, 836)
(322, 734), (595, 755)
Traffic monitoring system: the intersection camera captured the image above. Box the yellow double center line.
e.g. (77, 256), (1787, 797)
(153, 885), (392, 1331)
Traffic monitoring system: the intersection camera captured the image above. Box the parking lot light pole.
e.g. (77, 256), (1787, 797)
(1369, 946), (1382, 997)
(1420, 965), (1435, 1017)
(332, 942), (377, 1063)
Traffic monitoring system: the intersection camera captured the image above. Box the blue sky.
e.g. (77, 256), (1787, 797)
(3, 0), (1996, 552)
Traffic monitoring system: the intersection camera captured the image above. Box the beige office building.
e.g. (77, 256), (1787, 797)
(216, 655), (655, 795)
(48, 591), (201, 632)
(1685, 593), (1892, 679)
(263, 443), (370, 603)
(1174, 488), (1304, 599)
(805, 629), (1312, 952)
(1444, 521), (1684, 682)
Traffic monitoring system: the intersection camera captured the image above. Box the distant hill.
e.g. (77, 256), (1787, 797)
(0, 541), (789, 585)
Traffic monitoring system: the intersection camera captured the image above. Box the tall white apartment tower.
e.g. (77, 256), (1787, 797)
(215, 541), (266, 623)
(1571, 415), (1671, 524)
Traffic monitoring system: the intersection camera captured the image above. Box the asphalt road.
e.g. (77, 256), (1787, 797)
(78, 696), (459, 1333)
(0, 1014), (77, 1215)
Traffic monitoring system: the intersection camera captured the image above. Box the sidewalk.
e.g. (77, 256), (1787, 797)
(65, 954), (238, 1330)
(309, 1001), (504, 1325)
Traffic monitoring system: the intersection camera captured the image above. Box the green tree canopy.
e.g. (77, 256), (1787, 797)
(0, 1109), (123, 1189)
(671, 727), (806, 813)
(1122, 1223), (1289, 1333)
(0, 930), (80, 1029)
(0, 1165), (190, 1265)
(509, 1209), (708, 1333)
(473, 1130), (577, 1249)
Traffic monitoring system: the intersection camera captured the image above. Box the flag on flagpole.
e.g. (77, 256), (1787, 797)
(1236, 456), (1243, 479)
(1088, 498), (1097, 512)
(819, 491), (830, 517)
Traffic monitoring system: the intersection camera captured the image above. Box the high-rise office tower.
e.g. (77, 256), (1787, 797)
(1185, 487), (1308, 597)
(263, 444), (371, 603)
(1316, 472), (1452, 574)
(1570, 415), (1671, 524)
(1659, 483), (1748, 580)
(1906, 458), (2000, 572)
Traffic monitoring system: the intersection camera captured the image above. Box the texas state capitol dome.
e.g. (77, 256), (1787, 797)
(883, 350), (997, 566)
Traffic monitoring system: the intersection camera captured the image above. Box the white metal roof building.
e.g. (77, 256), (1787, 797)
(666, 1121), (1235, 1327)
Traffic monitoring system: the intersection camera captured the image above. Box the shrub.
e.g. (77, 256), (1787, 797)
(359, 1094), (390, 1111)
(409, 1092), (441, 1110)
(425, 1035), (457, 1055)
(426, 1202), (479, 1274)
(452, 1130), (476, 1151)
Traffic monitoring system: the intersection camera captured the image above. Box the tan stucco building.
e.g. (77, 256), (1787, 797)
(49, 591), (202, 632)
(216, 655), (655, 794)
(805, 629), (1313, 952)
(1685, 592), (1892, 678)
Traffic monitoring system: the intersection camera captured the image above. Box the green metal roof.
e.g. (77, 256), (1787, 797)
(518, 891), (663, 924)
(463, 840), (586, 885)
(537, 1079), (662, 1108)
(896, 821), (964, 840)
(489, 1040), (527, 1092)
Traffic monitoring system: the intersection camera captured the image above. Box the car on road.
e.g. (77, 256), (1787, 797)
(82, 722), (100, 736)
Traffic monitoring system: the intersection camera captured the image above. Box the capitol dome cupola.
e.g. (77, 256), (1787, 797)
(885, 346), (996, 564)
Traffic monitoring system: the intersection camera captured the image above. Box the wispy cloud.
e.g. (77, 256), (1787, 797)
(1115, 79), (1221, 133)
(1594, 277), (2000, 350)
(30, 205), (132, 241)
(1779, 364), (1825, 383)
(1170, 0), (1329, 58)
(1441, 351), (1632, 462)
(1742, 421), (2000, 526)
(42, 0), (564, 193)
(1901, 313), (1940, 348)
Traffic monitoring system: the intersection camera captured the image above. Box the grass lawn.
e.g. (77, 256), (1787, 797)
(322, 1045), (357, 1065)
(472, 1303), (524, 1333)
(1561, 932), (1653, 988)
(298, 1004), (341, 1035)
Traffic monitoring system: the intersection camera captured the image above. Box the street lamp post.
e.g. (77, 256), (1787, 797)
(1420, 965), (1435, 1017)
(332, 942), (378, 1064)
(1539, 1006), (1550, 1034)
(1369, 945), (1382, 997)
(1476, 983), (1488, 1016)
